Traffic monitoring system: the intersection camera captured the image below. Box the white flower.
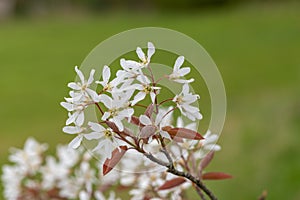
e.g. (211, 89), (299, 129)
(67, 66), (99, 102)
(118, 58), (142, 79)
(168, 56), (194, 83)
(136, 42), (155, 68)
(63, 125), (91, 149)
(131, 74), (160, 105)
(173, 84), (202, 121)
(96, 65), (124, 93)
(61, 102), (86, 126)
(87, 122), (119, 159)
(99, 94), (134, 131)
(9, 137), (47, 175)
(61, 67), (100, 126)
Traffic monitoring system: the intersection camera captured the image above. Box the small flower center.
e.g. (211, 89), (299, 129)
(81, 83), (88, 91)
(143, 85), (152, 94)
(104, 130), (113, 138)
(176, 95), (184, 104)
(109, 108), (118, 117)
(141, 56), (148, 65)
(103, 83), (112, 91)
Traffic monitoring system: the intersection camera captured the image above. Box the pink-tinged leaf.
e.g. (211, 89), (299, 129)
(128, 116), (142, 126)
(103, 146), (127, 175)
(144, 104), (154, 117)
(158, 177), (186, 190)
(140, 125), (157, 142)
(202, 172), (233, 180)
(162, 127), (204, 140)
(199, 151), (215, 172)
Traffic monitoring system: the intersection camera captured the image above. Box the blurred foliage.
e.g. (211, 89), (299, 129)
(8, 0), (300, 16)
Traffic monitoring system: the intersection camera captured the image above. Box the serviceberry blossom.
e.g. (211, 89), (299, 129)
(8, 137), (47, 175)
(131, 74), (161, 105)
(61, 66), (99, 126)
(61, 94), (86, 126)
(136, 42), (155, 68)
(168, 56), (194, 83)
(173, 83), (202, 121)
(99, 93), (134, 131)
(63, 124), (88, 149)
(96, 65), (124, 93)
(67, 66), (99, 102)
(56, 41), (231, 200)
(87, 122), (119, 159)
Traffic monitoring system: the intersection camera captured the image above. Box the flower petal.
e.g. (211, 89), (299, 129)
(150, 92), (156, 104)
(147, 42), (155, 60)
(76, 111), (84, 126)
(86, 88), (99, 102)
(177, 67), (190, 77)
(99, 94), (113, 109)
(136, 47), (146, 61)
(131, 92), (146, 105)
(174, 56), (184, 71)
(102, 65), (111, 83)
(66, 112), (77, 125)
(88, 121), (105, 132)
(101, 112), (110, 121)
(113, 117), (124, 131)
(68, 135), (83, 149)
(60, 102), (74, 111)
(139, 115), (152, 125)
(87, 69), (95, 85)
(84, 132), (104, 140)
(75, 66), (85, 84)
(63, 126), (82, 134)
(67, 82), (80, 90)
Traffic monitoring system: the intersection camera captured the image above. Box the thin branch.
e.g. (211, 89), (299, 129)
(143, 149), (217, 200)
(95, 102), (104, 115)
(167, 166), (217, 200)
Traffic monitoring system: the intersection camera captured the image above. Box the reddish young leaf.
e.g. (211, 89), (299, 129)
(144, 104), (154, 117)
(103, 146), (127, 175)
(162, 127), (204, 140)
(128, 116), (142, 126)
(202, 172), (232, 180)
(158, 177), (186, 190)
(199, 151), (215, 172)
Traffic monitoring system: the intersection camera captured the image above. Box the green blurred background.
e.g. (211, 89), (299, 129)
(0, 0), (300, 199)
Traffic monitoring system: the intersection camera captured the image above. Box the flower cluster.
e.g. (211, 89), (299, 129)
(58, 42), (231, 200)
(1, 138), (120, 200)
(61, 42), (202, 157)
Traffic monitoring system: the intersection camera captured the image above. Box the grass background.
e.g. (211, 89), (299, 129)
(0, 2), (300, 199)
